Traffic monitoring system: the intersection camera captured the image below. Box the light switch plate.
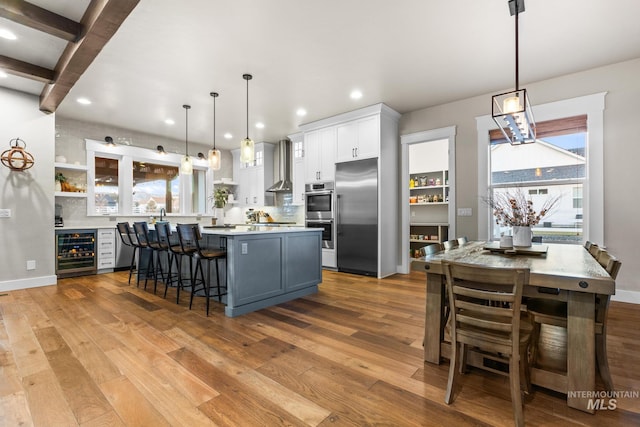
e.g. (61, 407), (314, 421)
(0, 209), (11, 218)
(457, 208), (472, 217)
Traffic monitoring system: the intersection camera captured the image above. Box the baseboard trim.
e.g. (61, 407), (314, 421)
(611, 289), (640, 305)
(0, 275), (57, 292)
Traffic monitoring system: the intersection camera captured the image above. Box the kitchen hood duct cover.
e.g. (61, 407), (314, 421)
(267, 138), (293, 192)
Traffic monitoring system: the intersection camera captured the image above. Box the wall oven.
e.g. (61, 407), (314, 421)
(305, 219), (334, 249)
(305, 181), (334, 221)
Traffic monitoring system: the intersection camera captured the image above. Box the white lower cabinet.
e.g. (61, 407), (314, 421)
(97, 228), (116, 270)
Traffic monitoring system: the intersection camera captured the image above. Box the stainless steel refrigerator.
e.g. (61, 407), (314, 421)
(335, 158), (378, 276)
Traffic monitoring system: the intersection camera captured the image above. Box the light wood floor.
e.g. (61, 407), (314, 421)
(1, 269), (638, 426)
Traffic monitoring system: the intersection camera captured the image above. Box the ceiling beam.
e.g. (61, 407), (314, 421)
(0, 54), (54, 82)
(39, 0), (140, 114)
(0, 0), (81, 41)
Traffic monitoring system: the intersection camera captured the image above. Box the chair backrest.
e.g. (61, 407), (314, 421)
(457, 236), (468, 245)
(132, 221), (151, 247)
(443, 240), (459, 250)
(154, 221), (172, 250)
(597, 250), (622, 280)
(116, 222), (135, 247)
(441, 261), (529, 356)
(588, 243), (601, 258)
(419, 243), (443, 257)
(584, 240), (594, 250)
(176, 223), (201, 254)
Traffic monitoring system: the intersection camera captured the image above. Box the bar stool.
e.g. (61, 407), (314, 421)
(154, 222), (180, 299)
(176, 224), (227, 316)
(116, 222), (138, 284)
(133, 221), (165, 293)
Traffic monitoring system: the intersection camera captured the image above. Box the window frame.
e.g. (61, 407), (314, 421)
(86, 139), (213, 216)
(476, 92), (606, 243)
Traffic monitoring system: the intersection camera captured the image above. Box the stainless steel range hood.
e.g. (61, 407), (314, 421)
(266, 138), (293, 192)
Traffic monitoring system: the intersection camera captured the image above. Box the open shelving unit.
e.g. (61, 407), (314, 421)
(55, 162), (88, 198)
(409, 169), (449, 258)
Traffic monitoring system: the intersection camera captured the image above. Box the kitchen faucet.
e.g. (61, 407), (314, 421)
(159, 207), (166, 222)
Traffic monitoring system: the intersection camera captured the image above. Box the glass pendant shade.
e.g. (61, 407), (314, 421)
(181, 155), (193, 175)
(240, 137), (255, 164)
(208, 148), (221, 170)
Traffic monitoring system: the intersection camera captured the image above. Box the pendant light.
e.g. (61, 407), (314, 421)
(181, 104), (193, 175)
(240, 73), (255, 164)
(491, 0), (536, 145)
(208, 92), (221, 170)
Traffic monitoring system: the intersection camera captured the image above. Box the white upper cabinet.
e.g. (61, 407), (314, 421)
(304, 127), (335, 183)
(336, 115), (380, 162)
(231, 143), (275, 207)
(289, 132), (306, 205)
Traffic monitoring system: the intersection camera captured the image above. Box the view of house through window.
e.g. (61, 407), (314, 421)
(132, 161), (180, 214)
(94, 157), (119, 214)
(489, 115), (587, 244)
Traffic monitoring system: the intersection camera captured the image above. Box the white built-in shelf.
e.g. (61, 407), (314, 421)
(410, 222), (449, 226)
(410, 239), (441, 243)
(410, 202), (448, 206)
(55, 162), (88, 171)
(213, 180), (238, 185)
(55, 191), (87, 198)
(410, 185), (448, 191)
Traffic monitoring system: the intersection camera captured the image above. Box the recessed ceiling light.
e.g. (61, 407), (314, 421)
(255, 122), (265, 129)
(0, 29), (17, 40)
(350, 90), (363, 100)
(164, 118), (175, 125)
(296, 108), (307, 117)
(77, 97), (91, 105)
(0, 71), (7, 78)
(224, 133), (232, 139)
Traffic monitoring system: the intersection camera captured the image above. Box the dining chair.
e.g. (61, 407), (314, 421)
(588, 243), (601, 258)
(443, 240), (459, 250)
(457, 236), (468, 245)
(527, 252), (621, 391)
(419, 243), (443, 257)
(441, 261), (531, 427)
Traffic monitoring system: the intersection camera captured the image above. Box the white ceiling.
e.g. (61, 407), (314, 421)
(2, 0), (640, 150)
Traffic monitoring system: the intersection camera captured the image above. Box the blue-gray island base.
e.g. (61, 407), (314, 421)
(201, 227), (322, 317)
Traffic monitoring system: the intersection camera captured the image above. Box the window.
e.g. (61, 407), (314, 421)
(86, 139), (212, 216)
(478, 93), (605, 244)
(489, 116), (586, 243)
(132, 161), (179, 214)
(94, 157), (119, 214)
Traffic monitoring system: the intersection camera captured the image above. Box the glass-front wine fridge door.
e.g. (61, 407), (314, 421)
(56, 230), (97, 277)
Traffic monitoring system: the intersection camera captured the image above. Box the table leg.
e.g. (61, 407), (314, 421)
(424, 272), (444, 364)
(567, 290), (596, 413)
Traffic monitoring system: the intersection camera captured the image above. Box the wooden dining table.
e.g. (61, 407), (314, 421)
(412, 241), (616, 414)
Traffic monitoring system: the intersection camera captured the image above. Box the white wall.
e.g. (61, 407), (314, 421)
(0, 88), (56, 291)
(399, 58), (640, 300)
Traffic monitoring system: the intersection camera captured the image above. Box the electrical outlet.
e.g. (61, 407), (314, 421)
(26, 260), (36, 270)
(0, 209), (11, 218)
(411, 211), (416, 217)
(241, 242), (248, 254)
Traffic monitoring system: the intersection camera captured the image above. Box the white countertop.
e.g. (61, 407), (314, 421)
(201, 226), (318, 236)
(55, 225), (118, 230)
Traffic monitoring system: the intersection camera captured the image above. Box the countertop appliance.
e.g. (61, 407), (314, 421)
(55, 203), (64, 227)
(336, 158), (378, 276)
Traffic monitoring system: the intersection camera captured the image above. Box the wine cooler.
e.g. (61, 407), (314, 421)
(55, 230), (97, 277)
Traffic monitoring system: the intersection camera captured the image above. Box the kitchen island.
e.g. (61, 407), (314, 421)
(201, 226), (322, 317)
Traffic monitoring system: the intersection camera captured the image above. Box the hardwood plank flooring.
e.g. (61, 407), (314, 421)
(1, 269), (639, 426)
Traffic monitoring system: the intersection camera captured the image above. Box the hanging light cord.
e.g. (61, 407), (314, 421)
(211, 92), (217, 150)
(184, 104), (190, 156)
(245, 76), (249, 139)
(514, 0), (520, 91)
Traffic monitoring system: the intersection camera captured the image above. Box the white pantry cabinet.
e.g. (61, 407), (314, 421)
(303, 127), (336, 183)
